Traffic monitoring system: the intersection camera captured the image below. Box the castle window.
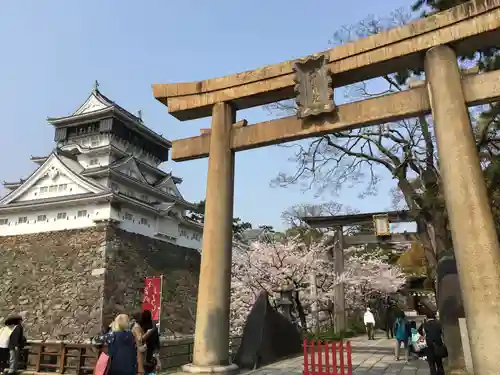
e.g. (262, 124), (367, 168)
(110, 183), (119, 192)
(56, 212), (67, 220)
(0, 219), (8, 225)
(89, 159), (99, 166)
(77, 210), (87, 218)
(49, 185), (57, 193)
(124, 212), (133, 221)
(58, 184), (68, 192)
(140, 218), (149, 225)
(18, 217), (28, 224)
(37, 215), (47, 222)
(39, 186), (48, 194)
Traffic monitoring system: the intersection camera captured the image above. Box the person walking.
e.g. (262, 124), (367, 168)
(363, 307), (376, 340)
(5, 314), (25, 375)
(384, 298), (395, 339)
(132, 310), (158, 375)
(0, 322), (13, 372)
(419, 313), (446, 375)
(394, 313), (410, 363)
(98, 314), (137, 375)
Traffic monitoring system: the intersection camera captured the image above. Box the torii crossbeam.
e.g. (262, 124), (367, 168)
(153, 1), (500, 373)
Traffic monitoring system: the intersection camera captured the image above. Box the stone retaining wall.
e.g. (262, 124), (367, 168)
(0, 225), (200, 342)
(102, 226), (200, 335)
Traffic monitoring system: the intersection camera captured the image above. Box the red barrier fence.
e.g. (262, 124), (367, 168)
(303, 339), (352, 375)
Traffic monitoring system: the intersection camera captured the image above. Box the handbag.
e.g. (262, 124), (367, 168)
(413, 337), (427, 352)
(94, 352), (111, 375)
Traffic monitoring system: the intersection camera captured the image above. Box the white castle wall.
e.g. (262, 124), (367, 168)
(0, 202), (202, 251)
(0, 203), (110, 236)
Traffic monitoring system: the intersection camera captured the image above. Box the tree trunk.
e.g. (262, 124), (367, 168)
(293, 291), (308, 332)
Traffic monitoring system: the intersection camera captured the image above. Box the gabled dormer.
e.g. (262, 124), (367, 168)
(0, 152), (108, 206)
(155, 175), (184, 198)
(111, 156), (148, 184)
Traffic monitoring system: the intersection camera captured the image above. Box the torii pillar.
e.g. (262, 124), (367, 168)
(182, 102), (238, 374)
(426, 45), (500, 375)
(333, 227), (346, 334)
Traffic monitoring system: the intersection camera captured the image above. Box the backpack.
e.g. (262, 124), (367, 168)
(0, 326), (13, 349)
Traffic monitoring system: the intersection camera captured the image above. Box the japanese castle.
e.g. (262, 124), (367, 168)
(0, 84), (203, 250)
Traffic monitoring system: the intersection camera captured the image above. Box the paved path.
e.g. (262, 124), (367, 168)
(241, 334), (430, 375)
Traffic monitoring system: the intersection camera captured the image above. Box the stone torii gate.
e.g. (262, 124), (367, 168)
(152, 1), (500, 373)
(305, 210), (416, 334)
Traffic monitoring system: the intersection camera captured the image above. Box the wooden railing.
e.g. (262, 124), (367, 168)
(20, 342), (99, 374)
(20, 337), (242, 374)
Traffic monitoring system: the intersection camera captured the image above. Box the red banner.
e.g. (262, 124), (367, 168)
(142, 277), (162, 321)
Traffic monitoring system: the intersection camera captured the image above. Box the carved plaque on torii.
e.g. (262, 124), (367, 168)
(293, 54), (335, 119)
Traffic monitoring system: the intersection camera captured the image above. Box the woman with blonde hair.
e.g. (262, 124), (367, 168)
(96, 314), (137, 375)
(110, 314), (130, 332)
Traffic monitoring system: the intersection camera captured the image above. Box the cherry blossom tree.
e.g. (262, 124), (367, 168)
(342, 255), (406, 311)
(230, 236), (333, 335)
(230, 236), (406, 336)
(307, 250), (406, 329)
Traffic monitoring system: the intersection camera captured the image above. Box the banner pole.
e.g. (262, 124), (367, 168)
(158, 275), (164, 333)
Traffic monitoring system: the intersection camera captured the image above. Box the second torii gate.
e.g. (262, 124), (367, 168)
(305, 210), (416, 334)
(153, 1), (500, 373)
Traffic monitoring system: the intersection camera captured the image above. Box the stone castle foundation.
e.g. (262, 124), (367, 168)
(0, 225), (200, 342)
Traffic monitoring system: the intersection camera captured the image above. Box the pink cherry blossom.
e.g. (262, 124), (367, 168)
(230, 236), (406, 335)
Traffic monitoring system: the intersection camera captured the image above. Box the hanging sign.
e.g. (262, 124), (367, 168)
(142, 276), (162, 321)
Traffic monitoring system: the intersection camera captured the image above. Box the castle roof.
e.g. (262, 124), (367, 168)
(47, 86), (172, 152)
(0, 150), (195, 212)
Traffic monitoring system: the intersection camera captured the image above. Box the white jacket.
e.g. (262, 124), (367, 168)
(364, 311), (375, 325)
(0, 326), (13, 349)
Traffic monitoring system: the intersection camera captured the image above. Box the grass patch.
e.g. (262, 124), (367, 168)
(305, 317), (367, 341)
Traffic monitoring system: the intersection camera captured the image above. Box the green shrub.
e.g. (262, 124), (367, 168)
(305, 326), (358, 341)
(347, 319), (366, 334)
(305, 315), (367, 341)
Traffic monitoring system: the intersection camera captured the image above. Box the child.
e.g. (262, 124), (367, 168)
(409, 320), (427, 359)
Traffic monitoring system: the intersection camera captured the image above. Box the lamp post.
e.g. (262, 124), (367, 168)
(276, 285), (295, 322)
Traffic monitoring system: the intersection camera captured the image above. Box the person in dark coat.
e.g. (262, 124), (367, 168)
(5, 314), (25, 374)
(418, 313), (446, 375)
(136, 311), (160, 374)
(384, 298), (395, 339)
(101, 314), (137, 375)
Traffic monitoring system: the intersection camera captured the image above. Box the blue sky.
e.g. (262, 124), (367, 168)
(0, 0), (412, 231)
